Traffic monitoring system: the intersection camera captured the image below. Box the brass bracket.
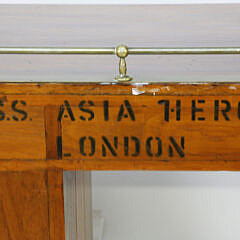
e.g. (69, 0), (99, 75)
(114, 45), (133, 82)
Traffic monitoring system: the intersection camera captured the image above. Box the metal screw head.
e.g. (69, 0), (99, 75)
(116, 45), (128, 58)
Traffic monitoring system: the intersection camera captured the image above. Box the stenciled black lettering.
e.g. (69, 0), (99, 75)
(0, 99), (5, 121)
(117, 100), (135, 121)
(104, 100), (109, 121)
(11, 100), (27, 121)
(124, 136), (140, 157)
(57, 136), (62, 158)
(238, 102), (240, 120)
(146, 137), (162, 157)
(214, 100), (231, 121)
(58, 100), (75, 122)
(102, 136), (118, 156)
(176, 100), (181, 121)
(168, 136), (184, 158)
(192, 100), (205, 121)
(158, 100), (169, 122)
(79, 136), (95, 156)
(79, 100), (94, 121)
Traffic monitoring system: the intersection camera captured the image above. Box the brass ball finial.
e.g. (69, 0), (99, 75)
(114, 44), (132, 82)
(116, 44), (128, 58)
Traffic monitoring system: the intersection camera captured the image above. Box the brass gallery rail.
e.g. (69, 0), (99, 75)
(0, 46), (240, 55)
(1, 45), (240, 82)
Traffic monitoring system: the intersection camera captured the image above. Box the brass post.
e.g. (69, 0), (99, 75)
(114, 45), (133, 82)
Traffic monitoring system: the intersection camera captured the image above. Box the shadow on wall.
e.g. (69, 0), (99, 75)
(92, 171), (240, 188)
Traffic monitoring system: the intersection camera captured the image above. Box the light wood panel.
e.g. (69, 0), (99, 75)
(64, 171), (93, 240)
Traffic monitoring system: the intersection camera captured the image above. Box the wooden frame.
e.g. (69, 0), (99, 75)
(1, 81), (240, 240)
(0, 82), (240, 171)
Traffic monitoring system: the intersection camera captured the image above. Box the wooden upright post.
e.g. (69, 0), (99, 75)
(0, 106), (65, 240)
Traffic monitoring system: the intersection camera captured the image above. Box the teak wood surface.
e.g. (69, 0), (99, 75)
(0, 82), (239, 171)
(0, 103), (65, 240)
(1, 81), (240, 240)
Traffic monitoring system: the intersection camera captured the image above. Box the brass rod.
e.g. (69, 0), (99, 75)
(128, 47), (240, 55)
(0, 47), (240, 55)
(0, 47), (115, 54)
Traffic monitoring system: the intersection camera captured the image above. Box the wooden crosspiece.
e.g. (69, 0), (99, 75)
(1, 82), (240, 239)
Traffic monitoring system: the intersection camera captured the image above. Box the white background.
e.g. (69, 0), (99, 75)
(92, 171), (240, 240)
(1, 0), (240, 4)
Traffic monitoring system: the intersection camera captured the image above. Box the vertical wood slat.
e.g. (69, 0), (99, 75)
(63, 171), (77, 240)
(45, 106), (62, 160)
(45, 106), (65, 240)
(0, 172), (65, 240)
(0, 171), (50, 240)
(47, 170), (65, 240)
(76, 171), (93, 240)
(64, 171), (93, 240)
(0, 105), (65, 240)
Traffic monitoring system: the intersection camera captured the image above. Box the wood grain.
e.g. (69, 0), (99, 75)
(0, 102), (45, 160)
(0, 82), (240, 171)
(0, 170), (65, 240)
(45, 106), (65, 240)
(0, 171), (49, 240)
(0, 102), (65, 240)
(64, 171), (93, 240)
(47, 170), (65, 240)
(62, 96), (240, 160)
